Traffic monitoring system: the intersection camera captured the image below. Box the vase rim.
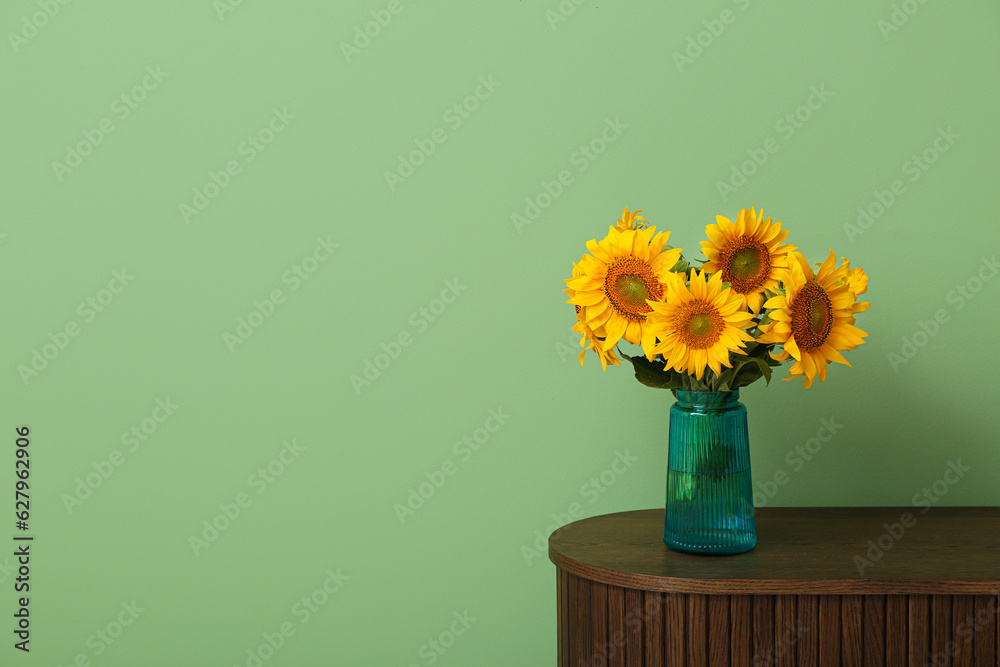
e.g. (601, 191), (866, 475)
(675, 389), (739, 395)
(674, 389), (740, 407)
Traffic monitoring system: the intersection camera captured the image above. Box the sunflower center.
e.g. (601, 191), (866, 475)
(720, 238), (770, 294)
(604, 257), (662, 321)
(688, 313), (714, 337)
(617, 275), (648, 305)
(790, 282), (833, 351)
(674, 301), (724, 349)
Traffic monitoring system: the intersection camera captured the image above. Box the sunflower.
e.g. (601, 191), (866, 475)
(842, 257), (871, 325)
(563, 261), (621, 370)
(573, 324), (621, 370)
(645, 270), (756, 380)
(565, 225), (682, 361)
(700, 207), (796, 313)
(758, 251), (869, 387)
(615, 206), (647, 231)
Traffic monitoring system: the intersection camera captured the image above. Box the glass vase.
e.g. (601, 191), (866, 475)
(663, 390), (756, 555)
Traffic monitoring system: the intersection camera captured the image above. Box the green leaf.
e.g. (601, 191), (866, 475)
(622, 353), (685, 390)
(670, 259), (690, 273)
(744, 341), (781, 365)
(731, 356), (773, 388)
(713, 366), (735, 392)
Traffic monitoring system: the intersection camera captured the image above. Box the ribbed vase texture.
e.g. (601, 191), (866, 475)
(664, 390), (756, 555)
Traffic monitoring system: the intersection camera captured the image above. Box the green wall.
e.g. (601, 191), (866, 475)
(2, 1), (998, 664)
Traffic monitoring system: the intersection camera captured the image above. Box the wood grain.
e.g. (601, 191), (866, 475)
(952, 594), (973, 667)
(686, 594), (707, 667)
(645, 591), (663, 667)
(908, 595), (929, 667)
(731, 595), (752, 667)
(557, 568), (567, 667)
(974, 594), (997, 667)
(798, 594), (819, 665)
(608, 583), (625, 667)
(842, 594), (863, 665)
(549, 507), (1000, 595)
(863, 594), (885, 667)
(625, 586), (642, 664)
(592, 581), (608, 666)
(774, 595), (796, 667)
(753, 594), (774, 665)
(887, 595), (907, 667)
(818, 595), (841, 666)
(578, 574), (592, 664)
(550, 508), (1000, 665)
(708, 593), (729, 667)
(661, 592), (681, 667)
(567, 572), (579, 667)
(931, 594), (952, 661)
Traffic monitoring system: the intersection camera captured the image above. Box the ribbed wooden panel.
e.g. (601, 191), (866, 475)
(774, 595), (796, 667)
(842, 595), (864, 664)
(558, 574), (1000, 666)
(646, 590), (664, 666)
(558, 569), (568, 664)
(910, 594), (929, 666)
(608, 585), (625, 667)
(686, 594), (708, 667)
(887, 595), (907, 667)
(864, 595), (885, 666)
(798, 594), (819, 664)
(707, 593), (729, 667)
(819, 595), (841, 664)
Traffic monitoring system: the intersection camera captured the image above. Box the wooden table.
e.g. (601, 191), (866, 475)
(548, 507), (1000, 666)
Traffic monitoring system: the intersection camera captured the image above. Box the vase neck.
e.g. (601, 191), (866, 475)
(675, 390), (740, 409)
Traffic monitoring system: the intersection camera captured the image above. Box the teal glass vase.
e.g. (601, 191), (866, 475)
(663, 390), (756, 555)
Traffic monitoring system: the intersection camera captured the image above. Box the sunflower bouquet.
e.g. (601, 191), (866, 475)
(564, 206), (870, 391)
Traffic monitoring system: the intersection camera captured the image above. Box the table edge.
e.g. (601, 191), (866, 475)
(548, 506), (1000, 595)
